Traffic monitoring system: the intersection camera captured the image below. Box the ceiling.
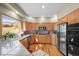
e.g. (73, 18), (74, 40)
(18, 3), (69, 17)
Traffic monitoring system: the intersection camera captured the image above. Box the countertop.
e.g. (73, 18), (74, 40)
(17, 34), (31, 41)
(0, 34), (32, 56)
(0, 34), (48, 56)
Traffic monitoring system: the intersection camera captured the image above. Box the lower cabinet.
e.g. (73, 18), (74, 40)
(51, 34), (57, 46)
(30, 35), (35, 44)
(37, 35), (51, 44)
(20, 38), (28, 48)
(30, 35), (52, 44)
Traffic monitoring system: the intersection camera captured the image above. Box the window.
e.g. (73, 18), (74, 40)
(2, 15), (21, 35)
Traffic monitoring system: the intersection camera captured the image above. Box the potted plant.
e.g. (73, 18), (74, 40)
(3, 32), (16, 40)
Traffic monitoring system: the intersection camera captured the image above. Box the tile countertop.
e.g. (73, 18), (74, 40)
(0, 34), (32, 56)
(17, 34), (31, 41)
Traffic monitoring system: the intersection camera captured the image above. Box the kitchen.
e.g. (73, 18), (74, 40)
(0, 3), (79, 56)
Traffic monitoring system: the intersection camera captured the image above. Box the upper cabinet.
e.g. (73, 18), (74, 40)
(25, 22), (32, 31)
(58, 16), (68, 24)
(67, 12), (76, 24)
(68, 8), (79, 24)
(58, 8), (79, 25)
(25, 23), (55, 31)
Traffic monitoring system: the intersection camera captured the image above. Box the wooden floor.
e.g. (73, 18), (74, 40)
(29, 44), (63, 56)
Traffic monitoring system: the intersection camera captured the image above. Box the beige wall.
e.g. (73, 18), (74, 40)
(23, 21), (26, 31)
(20, 21), (26, 32)
(0, 4), (23, 21)
(26, 17), (57, 23)
(0, 15), (2, 36)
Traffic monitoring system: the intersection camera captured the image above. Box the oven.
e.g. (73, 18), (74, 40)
(68, 23), (79, 56)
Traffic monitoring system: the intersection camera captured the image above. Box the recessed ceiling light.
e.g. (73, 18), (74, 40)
(39, 16), (45, 23)
(42, 5), (45, 8)
(50, 15), (58, 22)
(15, 11), (18, 14)
(40, 16), (45, 20)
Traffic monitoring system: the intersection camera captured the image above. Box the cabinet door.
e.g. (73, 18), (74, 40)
(68, 8), (79, 24)
(30, 35), (35, 44)
(58, 16), (68, 24)
(45, 35), (51, 44)
(68, 12), (76, 24)
(38, 35), (51, 44)
(38, 35), (45, 43)
(51, 34), (56, 45)
(20, 38), (28, 48)
(73, 8), (79, 23)
(73, 8), (79, 19)
(26, 23), (32, 31)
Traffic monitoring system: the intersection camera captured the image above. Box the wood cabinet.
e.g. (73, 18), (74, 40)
(30, 35), (36, 44)
(51, 34), (57, 46)
(30, 34), (52, 44)
(38, 35), (51, 44)
(72, 8), (79, 19)
(58, 16), (68, 24)
(67, 13), (75, 24)
(25, 23), (55, 31)
(67, 10), (78, 24)
(58, 8), (79, 25)
(20, 38), (28, 48)
(68, 8), (79, 24)
(25, 23), (32, 30)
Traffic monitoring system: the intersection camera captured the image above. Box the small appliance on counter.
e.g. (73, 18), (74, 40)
(37, 26), (49, 35)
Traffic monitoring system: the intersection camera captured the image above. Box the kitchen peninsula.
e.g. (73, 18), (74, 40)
(0, 34), (49, 56)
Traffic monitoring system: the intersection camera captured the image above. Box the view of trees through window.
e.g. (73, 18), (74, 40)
(2, 15), (21, 35)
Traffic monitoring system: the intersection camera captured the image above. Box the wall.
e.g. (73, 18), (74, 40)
(26, 17), (58, 23)
(20, 21), (24, 31)
(20, 21), (26, 31)
(25, 22), (56, 31)
(58, 3), (79, 19)
(0, 15), (2, 36)
(0, 4), (23, 21)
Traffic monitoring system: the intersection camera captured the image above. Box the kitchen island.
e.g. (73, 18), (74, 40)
(0, 34), (32, 56)
(30, 34), (52, 44)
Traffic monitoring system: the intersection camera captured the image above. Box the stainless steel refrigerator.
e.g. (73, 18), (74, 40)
(58, 22), (68, 56)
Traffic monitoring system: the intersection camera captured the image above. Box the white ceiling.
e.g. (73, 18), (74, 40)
(18, 3), (69, 17)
